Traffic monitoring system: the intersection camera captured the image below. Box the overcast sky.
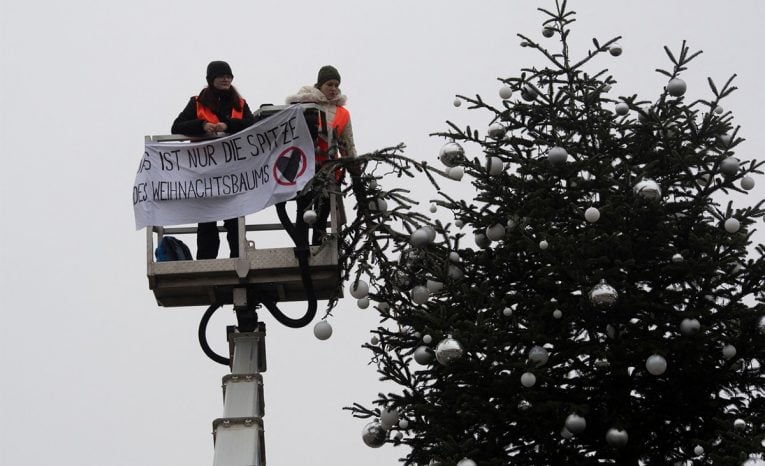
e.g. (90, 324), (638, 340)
(1, 1), (763, 465)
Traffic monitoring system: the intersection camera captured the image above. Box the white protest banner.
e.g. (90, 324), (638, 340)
(133, 105), (315, 230)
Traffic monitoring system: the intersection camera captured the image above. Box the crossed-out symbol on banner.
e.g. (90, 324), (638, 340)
(273, 146), (308, 186)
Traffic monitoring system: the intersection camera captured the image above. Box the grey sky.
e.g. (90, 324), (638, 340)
(1, 1), (763, 465)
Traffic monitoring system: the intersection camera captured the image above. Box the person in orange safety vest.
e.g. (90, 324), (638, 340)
(171, 60), (255, 259)
(286, 65), (358, 246)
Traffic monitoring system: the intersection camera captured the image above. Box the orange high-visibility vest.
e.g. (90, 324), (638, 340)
(195, 97), (244, 123)
(316, 106), (350, 164)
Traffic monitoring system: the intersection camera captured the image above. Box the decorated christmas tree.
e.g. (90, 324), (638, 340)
(319, 1), (765, 464)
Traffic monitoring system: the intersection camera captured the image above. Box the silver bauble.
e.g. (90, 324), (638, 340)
(474, 232), (491, 249)
(357, 297), (370, 309)
(584, 207), (601, 223)
(361, 421), (387, 448)
(369, 198), (388, 213)
(370, 336), (379, 345)
(487, 123), (507, 140)
(380, 407), (400, 430)
(605, 428), (629, 447)
(302, 209), (318, 225)
(518, 399), (532, 410)
(350, 280), (369, 299)
(378, 302), (390, 312)
(429, 204), (437, 213)
(667, 78), (687, 97)
(722, 344), (737, 360)
(411, 285), (430, 305)
(614, 102), (629, 115)
(435, 336), (464, 365)
(486, 156), (504, 175)
(561, 427), (573, 439)
(313, 320), (333, 340)
(564, 413), (586, 434)
(521, 83), (538, 101)
(499, 85), (514, 99)
(422, 334), (433, 344)
(609, 44), (623, 56)
(741, 176), (755, 190)
(528, 345), (550, 366)
(410, 228), (433, 248)
(718, 134), (733, 147)
(733, 418), (746, 430)
(589, 280), (618, 307)
(542, 26), (555, 37)
(448, 264), (464, 280)
(457, 458), (477, 466)
(439, 142), (465, 168)
(454, 219), (464, 228)
(413, 346), (434, 365)
(449, 251), (461, 262)
(539, 240), (549, 250)
(714, 105), (724, 114)
(399, 419), (409, 429)
(447, 166), (464, 181)
(680, 318), (700, 335)
(646, 354), (667, 376)
(453, 98), (462, 107)
(720, 157), (739, 176)
(486, 223), (506, 241)
(502, 307), (512, 317)
(672, 253), (684, 263)
(634, 178), (662, 201)
(426, 280), (444, 293)
(520, 372), (537, 387)
(553, 309), (563, 319)
(724, 218), (740, 234)
(693, 445), (704, 456)
(548, 146), (569, 164)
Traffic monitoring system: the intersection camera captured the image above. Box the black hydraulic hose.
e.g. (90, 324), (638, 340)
(258, 201), (317, 328)
(198, 303), (230, 365)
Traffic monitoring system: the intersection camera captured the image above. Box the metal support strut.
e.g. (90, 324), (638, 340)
(212, 323), (268, 466)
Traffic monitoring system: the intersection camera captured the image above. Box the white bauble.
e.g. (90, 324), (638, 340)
(302, 209), (317, 225)
(502, 307), (513, 317)
(528, 345), (550, 366)
(487, 123), (507, 140)
(411, 285), (430, 305)
(454, 219), (464, 228)
(486, 156), (504, 175)
(499, 85), (514, 99)
(380, 407), (400, 430)
(399, 419), (409, 429)
(672, 253), (684, 263)
(741, 176), (755, 190)
(413, 346), (434, 365)
(646, 354), (667, 376)
(714, 105), (724, 114)
(449, 251), (461, 262)
(422, 334), (433, 344)
(350, 280), (369, 299)
(520, 372), (537, 387)
(486, 223), (506, 241)
(453, 98), (462, 107)
(680, 318), (700, 335)
(539, 240), (549, 250)
(548, 146), (569, 164)
(553, 309), (563, 319)
(614, 102), (629, 115)
(357, 297), (370, 309)
(609, 44), (623, 56)
(667, 78), (687, 97)
(447, 166), (464, 181)
(722, 344), (737, 360)
(426, 280), (444, 293)
(435, 336), (464, 365)
(693, 445), (704, 456)
(438, 142), (465, 167)
(457, 458), (477, 466)
(584, 207), (601, 223)
(724, 218), (740, 233)
(564, 413), (586, 434)
(589, 280), (618, 307)
(733, 419), (746, 430)
(361, 421), (387, 448)
(370, 336), (379, 345)
(605, 428), (629, 447)
(429, 204), (437, 213)
(313, 320), (333, 340)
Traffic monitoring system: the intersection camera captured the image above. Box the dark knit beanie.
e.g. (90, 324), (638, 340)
(316, 65), (341, 86)
(206, 60), (233, 85)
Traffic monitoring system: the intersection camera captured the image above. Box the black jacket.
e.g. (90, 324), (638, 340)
(171, 89), (255, 135)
